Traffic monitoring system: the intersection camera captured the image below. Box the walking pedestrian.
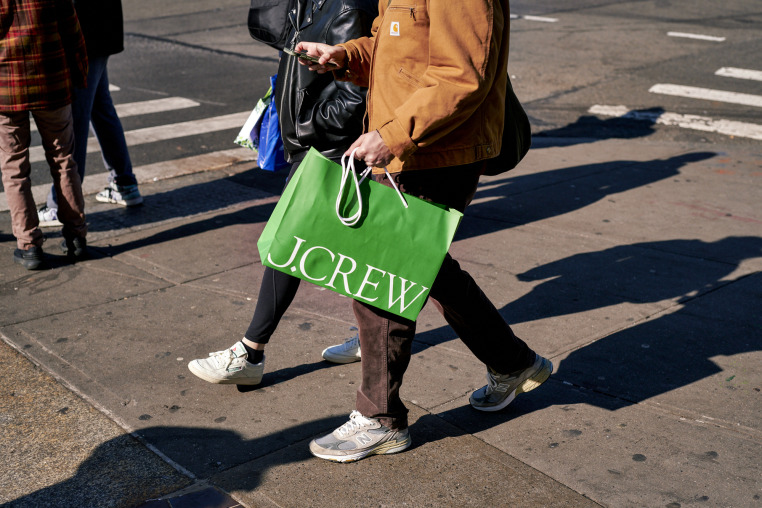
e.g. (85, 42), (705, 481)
(38, 0), (142, 228)
(1, 0), (89, 269)
(187, 0), (377, 386)
(295, 0), (554, 462)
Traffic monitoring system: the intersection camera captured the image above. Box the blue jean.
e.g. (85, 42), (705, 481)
(48, 56), (136, 209)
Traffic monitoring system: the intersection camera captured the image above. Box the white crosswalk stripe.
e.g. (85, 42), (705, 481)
(28, 111), (251, 164)
(0, 148), (257, 212)
(588, 105), (762, 141)
(31, 97), (200, 132)
(510, 14), (558, 23)
(590, 64), (762, 141)
(115, 97), (200, 117)
(1, 84), (260, 212)
(649, 84), (762, 108)
(715, 67), (762, 82)
(667, 32), (725, 42)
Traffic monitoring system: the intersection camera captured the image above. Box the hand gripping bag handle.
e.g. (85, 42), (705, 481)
(336, 149), (408, 227)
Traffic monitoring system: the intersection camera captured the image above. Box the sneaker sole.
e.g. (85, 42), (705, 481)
(310, 435), (412, 463)
(13, 255), (43, 270)
(187, 362), (262, 386)
(38, 219), (63, 228)
(321, 350), (361, 364)
(95, 195), (144, 207)
(471, 359), (554, 412)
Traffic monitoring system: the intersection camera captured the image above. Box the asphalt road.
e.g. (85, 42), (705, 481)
(11, 0), (762, 193)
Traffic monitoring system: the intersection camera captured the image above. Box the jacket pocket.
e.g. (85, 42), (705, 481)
(397, 67), (425, 90)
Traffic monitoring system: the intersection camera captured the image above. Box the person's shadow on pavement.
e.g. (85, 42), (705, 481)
(421, 235), (761, 436)
(455, 151), (716, 241)
(4, 416), (347, 508)
(507, 236), (762, 323)
(529, 107), (666, 148)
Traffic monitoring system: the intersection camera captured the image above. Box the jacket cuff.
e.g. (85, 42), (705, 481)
(335, 42), (363, 84)
(378, 120), (417, 162)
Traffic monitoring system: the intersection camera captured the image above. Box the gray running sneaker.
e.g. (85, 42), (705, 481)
(188, 341), (264, 385)
(96, 182), (143, 206)
(321, 334), (361, 364)
(469, 354), (553, 412)
(309, 410), (411, 463)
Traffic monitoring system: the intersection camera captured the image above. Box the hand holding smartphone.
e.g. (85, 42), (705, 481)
(284, 47), (338, 68)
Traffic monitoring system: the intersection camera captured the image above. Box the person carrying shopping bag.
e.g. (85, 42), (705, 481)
(187, 0), (378, 385)
(295, 0), (553, 462)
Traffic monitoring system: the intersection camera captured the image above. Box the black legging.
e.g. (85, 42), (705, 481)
(244, 265), (302, 344)
(243, 156), (350, 344)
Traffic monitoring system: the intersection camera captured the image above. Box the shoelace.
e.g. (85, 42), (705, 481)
(336, 410), (374, 438)
(208, 348), (237, 369)
(338, 334), (359, 352)
(486, 370), (513, 394)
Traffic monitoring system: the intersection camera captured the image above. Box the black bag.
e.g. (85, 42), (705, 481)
(247, 0), (294, 51)
(483, 78), (532, 176)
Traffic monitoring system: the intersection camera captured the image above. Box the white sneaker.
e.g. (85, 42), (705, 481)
(95, 182), (143, 206)
(309, 411), (411, 463)
(37, 206), (62, 227)
(321, 334), (361, 364)
(188, 341), (264, 385)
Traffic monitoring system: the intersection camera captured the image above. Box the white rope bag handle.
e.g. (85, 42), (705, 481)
(336, 148), (408, 227)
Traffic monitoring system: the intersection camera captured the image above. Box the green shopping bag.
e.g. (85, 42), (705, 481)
(257, 148), (463, 320)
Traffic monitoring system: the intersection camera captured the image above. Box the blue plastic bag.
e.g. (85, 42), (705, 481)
(256, 75), (289, 172)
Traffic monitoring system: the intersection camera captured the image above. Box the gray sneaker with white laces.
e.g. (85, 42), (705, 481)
(321, 334), (361, 364)
(96, 182), (143, 206)
(309, 410), (411, 463)
(469, 354), (553, 412)
(187, 341), (264, 385)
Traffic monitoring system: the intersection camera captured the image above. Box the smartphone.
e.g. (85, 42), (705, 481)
(283, 47), (338, 67)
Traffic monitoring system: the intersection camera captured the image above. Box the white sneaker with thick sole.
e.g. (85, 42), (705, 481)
(188, 341), (264, 385)
(309, 411), (411, 463)
(37, 206), (62, 227)
(321, 334), (361, 364)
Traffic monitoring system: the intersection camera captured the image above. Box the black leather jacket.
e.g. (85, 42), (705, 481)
(275, 0), (377, 163)
(74, 0), (124, 57)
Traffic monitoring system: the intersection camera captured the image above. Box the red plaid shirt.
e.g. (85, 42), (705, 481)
(0, 0), (87, 111)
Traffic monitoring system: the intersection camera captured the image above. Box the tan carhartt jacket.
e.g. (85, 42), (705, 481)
(339, 0), (509, 174)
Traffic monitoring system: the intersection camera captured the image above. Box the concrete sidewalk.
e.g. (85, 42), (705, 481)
(1, 137), (760, 507)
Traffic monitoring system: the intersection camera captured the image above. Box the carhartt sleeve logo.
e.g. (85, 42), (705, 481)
(390, 21), (400, 36)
